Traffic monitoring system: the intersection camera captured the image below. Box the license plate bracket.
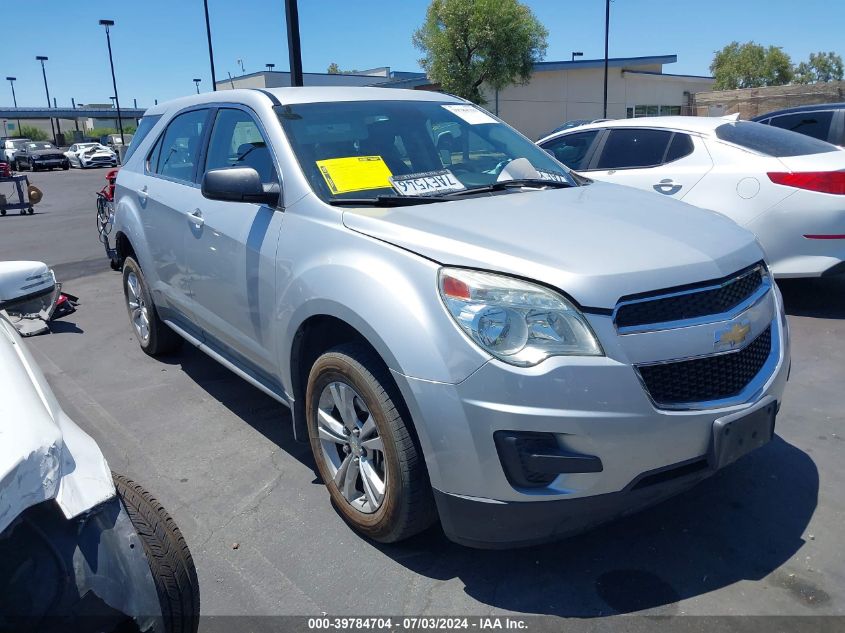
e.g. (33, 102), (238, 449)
(708, 397), (776, 470)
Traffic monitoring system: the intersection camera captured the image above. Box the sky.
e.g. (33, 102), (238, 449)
(3, 0), (844, 109)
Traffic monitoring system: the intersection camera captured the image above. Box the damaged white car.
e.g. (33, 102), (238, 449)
(0, 276), (199, 631)
(65, 143), (118, 169)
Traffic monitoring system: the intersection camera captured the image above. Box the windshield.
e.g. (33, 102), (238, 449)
(715, 121), (837, 157)
(276, 100), (573, 202)
(27, 142), (55, 150)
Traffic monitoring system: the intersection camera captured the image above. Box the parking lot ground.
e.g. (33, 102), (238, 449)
(3, 169), (845, 620)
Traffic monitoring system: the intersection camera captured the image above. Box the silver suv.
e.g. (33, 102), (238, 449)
(113, 88), (790, 548)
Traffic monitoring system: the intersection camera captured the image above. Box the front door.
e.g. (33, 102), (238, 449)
(184, 106), (284, 376)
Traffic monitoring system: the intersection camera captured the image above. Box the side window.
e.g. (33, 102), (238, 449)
(69, 145), (76, 152)
(541, 131), (600, 170)
(596, 129), (673, 169)
(151, 109), (208, 182)
(664, 133), (694, 163)
(204, 108), (278, 183)
(768, 111), (833, 141)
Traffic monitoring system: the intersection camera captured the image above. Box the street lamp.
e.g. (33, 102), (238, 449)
(35, 57), (57, 143)
(99, 19), (125, 146)
(266, 63), (275, 72)
(603, 0), (611, 118)
(203, 0), (217, 91)
(5, 77), (21, 136)
(193, 78), (202, 94)
(571, 51), (583, 62)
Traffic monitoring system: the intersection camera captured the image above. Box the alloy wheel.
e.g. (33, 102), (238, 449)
(125, 271), (151, 342)
(316, 381), (387, 514)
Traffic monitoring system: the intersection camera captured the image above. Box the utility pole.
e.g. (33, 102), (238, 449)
(203, 0), (217, 90)
(284, 0), (304, 87)
(603, 0), (610, 118)
(71, 97), (79, 133)
(53, 97), (63, 141)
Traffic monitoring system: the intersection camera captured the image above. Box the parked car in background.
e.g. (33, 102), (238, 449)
(13, 141), (70, 171)
(0, 284), (199, 631)
(111, 88), (789, 548)
(2, 138), (30, 165)
(536, 118), (611, 140)
(65, 142), (119, 168)
(101, 133), (134, 149)
(538, 116), (845, 278)
(752, 103), (845, 147)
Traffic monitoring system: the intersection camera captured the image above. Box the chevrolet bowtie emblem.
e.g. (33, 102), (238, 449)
(715, 321), (752, 351)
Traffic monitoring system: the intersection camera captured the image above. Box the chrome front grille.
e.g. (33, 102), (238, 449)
(614, 263), (766, 333)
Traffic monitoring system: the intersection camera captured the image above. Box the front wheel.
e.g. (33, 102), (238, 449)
(306, 343), (436, 543)
(113, 473), (200, 633)
(122, 257), (183, 356)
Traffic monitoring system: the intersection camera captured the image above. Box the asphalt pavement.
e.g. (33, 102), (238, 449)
(2, 168), (844, 621)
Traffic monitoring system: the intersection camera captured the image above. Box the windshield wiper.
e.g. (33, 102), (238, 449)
(328, 195), (451, 207)
(443, 178), (574, 197)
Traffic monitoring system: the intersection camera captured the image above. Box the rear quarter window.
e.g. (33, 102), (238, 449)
(715, 121), (837, 157)
(124, 115), (162, 163)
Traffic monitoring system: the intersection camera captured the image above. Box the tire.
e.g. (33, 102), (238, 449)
(62, 163), (69, 170)
(113, 472), (200, 633)
(122, 256), (182, 356)
(306, 343), (436, 543)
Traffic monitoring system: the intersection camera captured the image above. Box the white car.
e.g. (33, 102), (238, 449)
(0, 262), (199, 630)
(64, 142), (118, 169)
(538, 116), (845, 278)
(2, 138), (30, 164)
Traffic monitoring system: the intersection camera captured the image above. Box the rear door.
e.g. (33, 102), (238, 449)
(584, 128), (713, 200)
(137, 107), (211, 332)
(538, 130), (602, 170)
(184, 106), (284, 377)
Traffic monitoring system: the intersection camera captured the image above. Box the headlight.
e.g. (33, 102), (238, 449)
(438, 268), (603, 366)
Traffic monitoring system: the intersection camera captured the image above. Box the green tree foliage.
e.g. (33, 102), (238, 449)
(327, 62), (361, 75)
(18, 126), (48, 141)
(710, 41), (793, 90)
(413, 0), (548, 104)
(794, 51), (844, 84)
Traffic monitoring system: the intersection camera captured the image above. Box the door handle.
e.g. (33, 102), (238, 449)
(653, 179), (682, 195)
(138, 185), (148, 200)
(188, 209), (204, 227)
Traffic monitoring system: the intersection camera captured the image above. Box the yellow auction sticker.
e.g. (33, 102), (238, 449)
(316, 156), (393, 194)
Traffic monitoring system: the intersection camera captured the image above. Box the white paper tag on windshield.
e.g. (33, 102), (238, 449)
(442, 104), (498, 125)
(536, 169), (569, 183)
(389, 169), (466, 196)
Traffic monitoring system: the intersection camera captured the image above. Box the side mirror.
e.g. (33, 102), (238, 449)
(201, 167), (280, 207)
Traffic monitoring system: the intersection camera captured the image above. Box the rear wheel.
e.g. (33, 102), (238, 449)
(122, 256), (182, 356)
(113, 472), (200, 633)
(306, 343), (436, 543)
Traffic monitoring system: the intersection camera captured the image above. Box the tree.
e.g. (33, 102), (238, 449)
(327, 62), (361, 75)
(710, 41), (793, 90)
(794, 52), (844, 84)
(18, 126), (48, 141)
(412, 0), (548, 105)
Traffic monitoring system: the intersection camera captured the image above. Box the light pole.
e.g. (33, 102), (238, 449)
(284, 0), (303, 87)
(203, 0), (217, 90)
(193, 78), (202, 94)
(99, 19), (125, 146)
(36, 57), (57, 143)
(266, 63), (275, 72)
(5, 77), (21, 135)
(571, 51), (583, 62)
(603, 0), (610, 119)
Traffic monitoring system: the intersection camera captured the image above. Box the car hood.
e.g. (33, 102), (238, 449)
(342, 181), (763, 309)
(0, 315), (113, 534)
(28, 149), (63, 157)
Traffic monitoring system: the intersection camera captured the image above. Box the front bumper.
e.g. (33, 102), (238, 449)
(392, 298), (790, 548)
